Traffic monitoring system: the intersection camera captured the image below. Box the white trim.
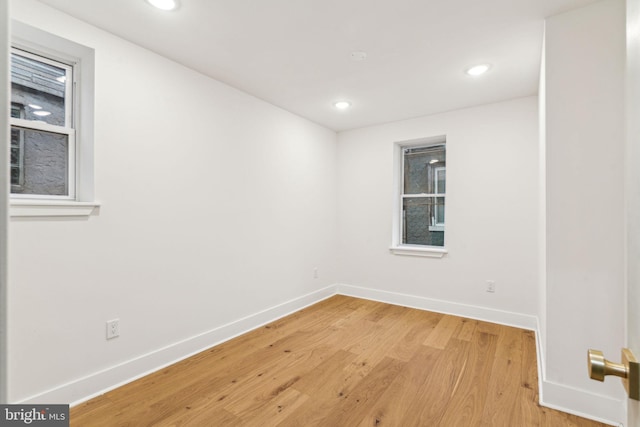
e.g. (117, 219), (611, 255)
(535, 311), (624, 426)
(392, 136), (447, 251)
(401, 193), (441, 198)
(534, 319), (548, 427)
(17, 285), (337, 406)
(14, 282), (626, 425)
(10, 47), (77, 200)
(389, 244), (448, 258)
(540, 381), (624, 426)
(10, 200), (100, 217)
(10, 117), (73, 135)
(0, 1), (9, 404)
(12, 20), (95, 203)
(336, 283), (538, 330)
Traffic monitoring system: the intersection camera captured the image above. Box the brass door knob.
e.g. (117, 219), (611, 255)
(588, 349), (627, 381)
(587, 348), (639, 400)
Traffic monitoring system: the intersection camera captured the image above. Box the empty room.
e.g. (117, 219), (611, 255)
(1, 0), (639, 425)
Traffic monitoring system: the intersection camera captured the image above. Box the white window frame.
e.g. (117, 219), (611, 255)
(10, 21), (98, 217)
(10, 47), (76, 201)
(390, 136), (448, 258)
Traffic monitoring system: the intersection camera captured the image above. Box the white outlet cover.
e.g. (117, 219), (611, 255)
(106, 319), (119, 339)
(486, 280), (496, 293)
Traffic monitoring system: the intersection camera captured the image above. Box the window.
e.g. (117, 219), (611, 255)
(10, 103), (25, 191)
(10, 48), (74, 198)
(10, 21), (97, 217)
(391, 137), (447, 257)
(432, 166), (446, 227)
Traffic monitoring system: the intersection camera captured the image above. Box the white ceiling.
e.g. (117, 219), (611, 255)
(37, 0), (598, 131)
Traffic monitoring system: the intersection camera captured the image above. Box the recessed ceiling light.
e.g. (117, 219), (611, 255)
(466, 64), (491, 76)
(33, 111), (51, 117)
(145, 0), (179, 11)
(334, 101), (351, 110)
(28, 104), (42, 110)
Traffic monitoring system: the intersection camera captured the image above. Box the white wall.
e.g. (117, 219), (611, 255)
(538, 27), (548, 375)
(6, 1), (630, 424)
(543, 0), (626, 422)
(337, 96), (539, 323)
(627, 0), (640, 424)
(0, 0), (10, 405)
(8, 0), (338, 404)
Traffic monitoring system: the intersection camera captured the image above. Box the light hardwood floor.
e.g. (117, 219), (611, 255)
(71, 296), (609, 426)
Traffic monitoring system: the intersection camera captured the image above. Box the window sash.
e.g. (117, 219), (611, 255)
(9, 120), (76, 201)
(400, 194), (444, 198)
(11, 47), (74, 128)
(10, 47), (76, 200)
(9, 117), (73, 135)
(401, 196), (446, 224)
(398, 142), (446, 247)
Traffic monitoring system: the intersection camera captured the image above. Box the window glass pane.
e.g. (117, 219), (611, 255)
(10, 104), (22, 119)
(435, 196), (445, 225)
(10, 127), (23, 188)
(10, 51), (68, 127)
(436, 168), (446, 194)
(10, 103), (25, 188)
(402, 197), (444, 247)
(10, 127), (69, 196)
(403, 145), (446, 194)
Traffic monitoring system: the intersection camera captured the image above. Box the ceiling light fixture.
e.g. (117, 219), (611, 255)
(145, 0), (179, 11)
(466, 64), (491, 76)
(33, 111), (51, 117)
(28, 104), (42, 110)
(334, 101), (351, 110)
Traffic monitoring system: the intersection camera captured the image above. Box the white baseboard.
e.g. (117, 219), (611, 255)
(18, 285), (338, 407)
(336, 283), (538, 330)
(18, 282), (627, 427)
(533, 312), (623, 426)
(540, 380), (624, 426)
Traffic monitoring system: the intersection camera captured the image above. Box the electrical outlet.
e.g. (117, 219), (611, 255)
(486, 280), (496, 293)
(106, 319), (120, 340)
(313, 267), (319, 279)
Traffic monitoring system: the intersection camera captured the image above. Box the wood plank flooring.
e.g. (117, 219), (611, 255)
(71, 296), (609, 426)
